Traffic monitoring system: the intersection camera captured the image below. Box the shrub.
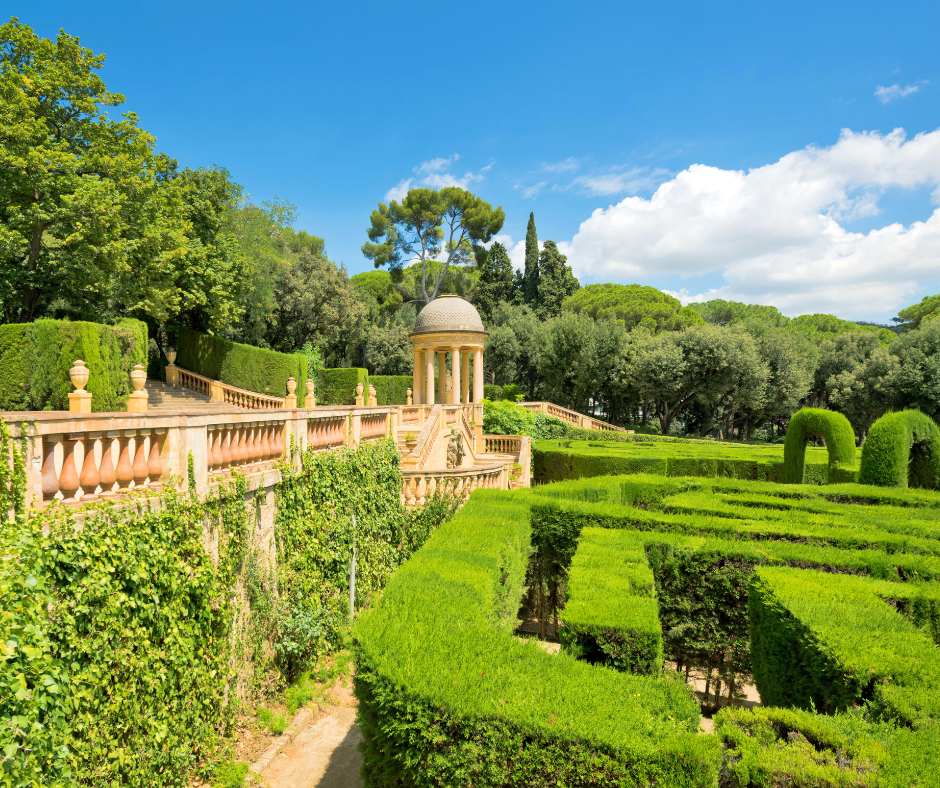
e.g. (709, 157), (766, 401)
(859, 410), (940, 489)
(0, 318), (147, 412)
(748, 567), (940, 727)
(500, 383), (523, 402)
(560, 528), (663, 674)
(369, 375), (412, 405)
(353, 491), (715, 786)
(782, 407), (858, 484)
(316, 368), (369, 406)
(483, 383), (502, 400)
(482, 398), (536, 436)
(176, 328), (306, 398)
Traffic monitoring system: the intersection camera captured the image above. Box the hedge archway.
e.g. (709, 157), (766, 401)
(782, 408), (857, 484)
(858, 410), (940, 489)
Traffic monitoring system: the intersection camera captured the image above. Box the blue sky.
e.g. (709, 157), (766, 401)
(18, 1), (940, 322)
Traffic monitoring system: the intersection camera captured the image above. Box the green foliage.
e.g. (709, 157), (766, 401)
(0, 20), (249, 329)
(532, 437), (844, 486)
(564, 283), (705, 332)
(483, 383), (502, 400)
(363, 322), (412, 375)
(482, 399), (570, 441)
(176, 327), (306, 398)
(353, 491), (713, 786)
(0, 318), (147, 411)
(691, 298), (789, 328)
(560, 528), (663, 674)
(500, 383), (522, 402)
(535, 241), (579, 320)
(298, 342), (323, 389)
(859, 410), (940, 489)
(255, 707), (287, 735)
(890, 320), (940, 421)
(316, 367), (369, 406)
(368, 375), (411, 405)
(749, 567), (940, 727)
(362, 186), (505, 303)
(896, 293), (940, 331)
(782, 407), (858, 484)
(523, 212), (539, 306)
(473, 241), (517, 322)
(646, 542), (753, 705)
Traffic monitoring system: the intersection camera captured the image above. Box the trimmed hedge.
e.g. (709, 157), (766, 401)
(859, 410), (940, 489)
(0, 319), (148, 412)
(369, 375), (412, 406)
(782, 407), (858, 484)
(533, 438), (844, 486)
(353, 491), (717, 786)
(483, 383), (502, 400)
(560, 528), (663, 674)
(317, 367), (369, 406)
(749, 567), (940, 727)
(176, 328), (306, 398)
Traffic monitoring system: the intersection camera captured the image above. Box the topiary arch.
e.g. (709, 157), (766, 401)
(858, 410), (940, 489)
(782, 408), (857, 484)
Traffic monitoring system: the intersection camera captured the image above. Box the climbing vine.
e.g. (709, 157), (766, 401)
(0, 426), (457, 787)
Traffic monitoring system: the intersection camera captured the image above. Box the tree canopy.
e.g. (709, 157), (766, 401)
(361, 186), (504, 304)
(563, 283), (704, 332)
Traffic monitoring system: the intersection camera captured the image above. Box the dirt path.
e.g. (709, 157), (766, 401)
(258, 679), (363, 788)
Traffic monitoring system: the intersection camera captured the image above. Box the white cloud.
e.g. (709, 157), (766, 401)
(384, 178), (413, 202)
(539, 157), (581, 173)
(384, 154), (489, 201)
(522, 182), (548, 199)
(562, 127), (940, 316)
(875, 82), (926, 104)
(573, 167), (670, 197)
(414, 154), (460, 174)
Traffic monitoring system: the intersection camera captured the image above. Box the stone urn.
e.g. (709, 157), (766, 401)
(287, 377), (297, 396)
(166, 348), (177, 366)
(69, 359), (90, 392)
(305, 379), (314, 397)
(130, 364), (147, 393)
(406, 387), (413, 406)
(356, 382), (364, 397)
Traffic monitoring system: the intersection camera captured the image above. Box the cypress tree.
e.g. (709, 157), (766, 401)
(536, 241), (580, 319)
(523, 212), (540, 306)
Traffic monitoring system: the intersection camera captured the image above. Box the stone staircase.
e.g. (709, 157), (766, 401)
(145, 379), (242, 415)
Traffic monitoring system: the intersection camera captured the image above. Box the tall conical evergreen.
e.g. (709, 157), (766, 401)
(523, 212), (540, 306)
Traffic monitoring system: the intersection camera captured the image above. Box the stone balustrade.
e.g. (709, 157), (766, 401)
(518, 401), (628, 432)
(401, 463), (506, 507)
(2, 406), (395, 509)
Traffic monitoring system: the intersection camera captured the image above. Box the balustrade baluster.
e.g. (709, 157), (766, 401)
(219, 427), (231, 469)
(275, 423), (285, 457)
(80, 432), (100, 501)
(116, 433), (134, 492)
(41, 437), (59, 501)
(99, 431), (118, 498)
(133, 431), (150, 488)
(148, 430), (164, 489)
(59, 435), (80, 504)
(245, 424), (258, 465)
(261, 422), (273, 460)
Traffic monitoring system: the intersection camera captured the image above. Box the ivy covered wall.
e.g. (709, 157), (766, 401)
(0, 426), (455, 787)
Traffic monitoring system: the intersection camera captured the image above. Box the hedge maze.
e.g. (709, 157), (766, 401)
(355, 408), (940, 786)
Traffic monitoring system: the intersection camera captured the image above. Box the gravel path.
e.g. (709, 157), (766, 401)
(258, 679), (363, 788)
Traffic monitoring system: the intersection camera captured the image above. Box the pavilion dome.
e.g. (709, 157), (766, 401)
(412, 294), (485, 335)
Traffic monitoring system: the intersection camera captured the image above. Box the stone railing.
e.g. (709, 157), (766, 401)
(401, 463), (507, 507)
(169, 365), (286, 410)
(482, 434), (531, 489)
(2, 406), (395, 509)
(518, 401), (627, 432)
(404, 404), (443, 469)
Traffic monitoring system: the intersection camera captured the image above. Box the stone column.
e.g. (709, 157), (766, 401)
(461, 349), (470, 404)
(451, 348), (461, 406)
(425, 350), (435, 406)
(437, 350), (446, 404)
(413, 348), (421, 405)
(473, 348), (484, 403)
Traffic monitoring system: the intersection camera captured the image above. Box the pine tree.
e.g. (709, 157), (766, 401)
(536, 241), (580, 319)
(523, 212), (540, 306)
